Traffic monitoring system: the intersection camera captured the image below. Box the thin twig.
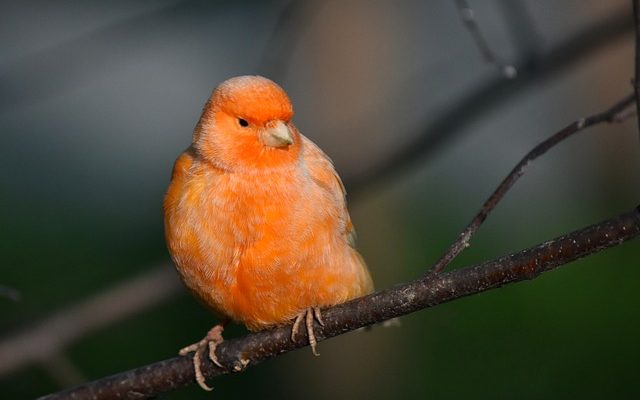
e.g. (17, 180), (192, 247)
(38, 206), (640, 399)
(633, 0), (640, 138)
(426, 93), (636, 276)
(453, 0), (517, 78)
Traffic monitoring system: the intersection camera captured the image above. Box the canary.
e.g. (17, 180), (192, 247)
(163, 75), (374, 390)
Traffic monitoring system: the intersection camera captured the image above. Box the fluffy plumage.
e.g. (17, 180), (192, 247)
(164, 76), (373, 332)
(165, 76), (375, 390)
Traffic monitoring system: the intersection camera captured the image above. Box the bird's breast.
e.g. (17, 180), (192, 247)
(165, 163), (342, 320)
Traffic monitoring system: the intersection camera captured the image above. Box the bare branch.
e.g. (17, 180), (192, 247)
(0, 10), (633, 382)
(37, 205), (640, 399)
(427, 93), (635, 276)
(454, 0), (517, 78)
(36, 89), (640, 398)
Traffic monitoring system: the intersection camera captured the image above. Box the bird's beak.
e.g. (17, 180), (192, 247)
(262, 120), (293, 148)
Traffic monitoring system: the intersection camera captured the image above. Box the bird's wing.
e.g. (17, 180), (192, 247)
(170, 146), (197, 180)
(300, 134), (358, 247)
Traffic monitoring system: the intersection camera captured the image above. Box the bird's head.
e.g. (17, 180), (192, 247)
(193, 75), (300, 171)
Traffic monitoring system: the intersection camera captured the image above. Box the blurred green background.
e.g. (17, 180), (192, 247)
(1, 1), (639, 399)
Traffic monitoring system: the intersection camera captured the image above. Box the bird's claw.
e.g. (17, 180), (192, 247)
(291, 307), (325, 356)
(179, 324), (226, 391)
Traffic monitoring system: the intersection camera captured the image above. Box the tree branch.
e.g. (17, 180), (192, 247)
(2, 13), (630, 380)
(37, 88), (639, 398)
(38, 205), (640, 400)
(427, 93), (635, 275)
(453, 0), (517, 78)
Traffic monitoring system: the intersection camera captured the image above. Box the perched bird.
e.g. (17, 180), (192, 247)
(164, 75), (374, 390)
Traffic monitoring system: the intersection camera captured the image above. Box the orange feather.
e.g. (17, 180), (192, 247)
(164, 75), (373, 332)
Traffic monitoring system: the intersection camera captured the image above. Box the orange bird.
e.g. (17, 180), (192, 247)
(164, 75), (374, 390)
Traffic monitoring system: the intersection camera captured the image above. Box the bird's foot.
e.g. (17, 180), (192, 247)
(179, 324), (226, 391)
(291, 307), (325, 356)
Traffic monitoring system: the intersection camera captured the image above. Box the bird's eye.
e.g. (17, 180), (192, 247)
(238, 118), (249, 127)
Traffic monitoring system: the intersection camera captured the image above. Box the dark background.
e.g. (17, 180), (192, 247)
(1, 1), (639, 399)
